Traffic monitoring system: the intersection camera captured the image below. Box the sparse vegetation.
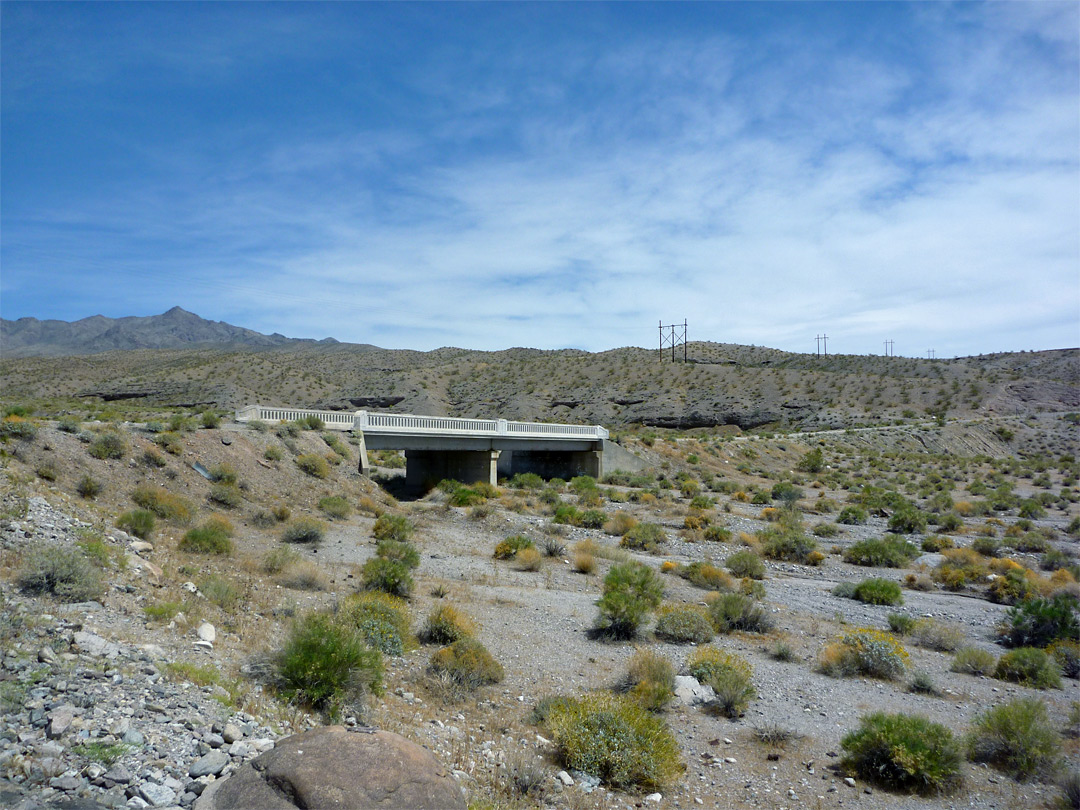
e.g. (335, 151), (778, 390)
(840, 712), (963, 795)
(967, 697), (1063, 781)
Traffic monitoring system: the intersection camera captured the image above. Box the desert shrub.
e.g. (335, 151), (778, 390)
(208, 484), (242, 509)
(574, 552), (596, 574)
(844, 538), (920, 568)
(76, 474), (103, 499)
(686, 647), (756, 718)
(837, 506), (868, 525)
(541, 535), (567, 557)
(922, 535), (954, 552)
(420, 604), (477, 644)
(1017, 499), (1047, 520)
(973, 536), (1002, 556)
(820, 628), (908, 680)
(251, 509), (277, 529)
(726, 549), (765, 579)
(429, 638), (503, 689)
(967, 697), (1062, 781)
(34, 460), (59, 481)
(706, 592), (773, 634)
(832, 581), (858, 599)
(579, 509), (606, 529)
(988, 568), (1038, 605)
(57, 417), (82, 433)
(1014, 533), (1049, 553)
(759, 527), (817, 564)
(653, 604), (714, 644)
(376, 539), (420, 569)
(142, 449), (167, 468)
(909, 619), (964, 652)
(812, 522), (841, 538)
(200, 410), (221, 428)
(295, 453), (330, 479)
(703, 525), (732, 542)
(999, 593), (1079, 648)
(1040, 549), (1072, 572)
(994, 648), (1062, 689)
(276, 611), (382, 720)
(276, 421), (301, 438)
(678, 561), (734, 591)
(277, 560), (330, 591)
(1048, 639), (1080, 679)
(340, 591), (411, 656)
(512, 546), (541, 571)
(544, 693), (682, 790)
(888, 507), (928, 534)
(153, 432), (183, 455)
(604, 511), (638, 536)
(117, 509), (155, 539)
(131, 485), (193, 524)
(199, 575), (242, 611)
(887, 613), (917, 635)
(87, 432), (126, 460)
(739, 576), (767, 599)
(852, 577), (904, 606)
(300, 415), (324, 430)
(264, 445), (284, 462)
(271, 504), (291, 522)
(207, 463), (237, 484)
(281, 517), (327, 544)
(361, 557), (414, 598)
(909, 670), (938, 695)
(179, 522), (232, 555)
(937, 512), (964, 532)
(594, 562), (664, 639)
(509, 472), (544, 490)
(624, 648), (675, 711)
(494, 535), (534, 560)
(372, 513), (413, 543)
(933, 548), (989, 590)
(621, 522), (666, 552)
(840, 713), (962, 795)
(261, 545), (301, 574)
(951, 646), (997, 676)
(771, 481), (802, 505)
(17, 546), (105, 602)
(317, 495), (352, 520)
(449, 486), (486, 507)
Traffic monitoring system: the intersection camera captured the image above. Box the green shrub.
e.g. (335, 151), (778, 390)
(840, 713), (962, 795)
(420, 604), (477, 644)
(759, 527), (817, 564)
(509, 472), (544, 490)
(726, 549), (765, 579)
(493, 535), (534, 560)
(277, 611), (383, 720)
(678, 561), (734, 591)
(624, 648), (675, 711)
(844, 538), (920, 568)
(967, 698), (1062, 781)
(76, 474), (103, 499)
(361, 557), (413, 598)
(57, 417), (82, 434)
(771, 481), (802, 505)
(131, 485), (193, 523)
(200, 410), (221, 429)
(17, 546), (105, 602)
(375, 539), (420, 569)
(937, 512), (964, 532)
(922, 535), (954, 552)
(372, 513), (413, 543)
(117, 509), (155, 539)
(951, 646), (997, 676)
(179, 522), (233, 554)
(653, 604), (714, 644)
(888, 507), (927, 534)
(852, 577), (903, 606)
(199, 575), (243, 611)
(686, 647), (756, 718)
(703, 525), (732, 542)
(973, 536), (1002, 556)
(314, 495), (351, 519)
(908, 619), (964, 652)
(281, 517), (327, 544)
(594, 562), (663, 639)
(87, 432), (126, 460)
(621, 522), (666, 552)
(295, 453), (330, 479)
(448, 486), (485, 507)
(339, 592), (412, 656)
(429, 638), (503, 689)
(706, 592), (773, 634)
(579, 509), (606, 529)
(1048, 639), (1080, 679)
(999, 593), (1080, 648)
(820, 628), (909, 680)
(544, 693), (682, 790)
(994, 648), (1062, 689)
(261, 546), (301, 574)
(34, 461), (59, 481)
(208, 463), (238, 484)
(887, 613), (917, 635)
(153, 432), (183, 455)
(812, 522), (841, 538)
(264, 445), (284, 462)
(837, 505), (868, 525)
(208, 484), (242, 509)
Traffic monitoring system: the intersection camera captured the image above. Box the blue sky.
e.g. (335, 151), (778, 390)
(2, 2), (1077, 357)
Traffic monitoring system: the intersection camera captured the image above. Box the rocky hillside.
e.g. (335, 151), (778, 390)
(2, 336), (1077, 433)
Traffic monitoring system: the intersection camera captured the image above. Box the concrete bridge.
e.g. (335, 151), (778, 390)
(235, 405), (643, 489)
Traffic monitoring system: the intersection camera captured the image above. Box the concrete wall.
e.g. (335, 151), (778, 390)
(497, 449), (602, 481)
(404, 449), (500, 491)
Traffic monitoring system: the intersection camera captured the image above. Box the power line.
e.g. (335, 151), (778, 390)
(659, 319), (688, 362)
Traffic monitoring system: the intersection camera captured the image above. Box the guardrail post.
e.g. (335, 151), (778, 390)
(497, 419), (508, 436)
(354, 410), (369, 431)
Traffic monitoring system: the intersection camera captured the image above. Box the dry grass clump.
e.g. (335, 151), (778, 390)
(420, 604), (477, 645)
(573, 552), (596, 574)
(951, 646), (997, 676)
(686, 646), (756, 718)
(604, 511), (638, 537)
(515, 546), (543, 571)
(17, 546), (105, 603)
(653, 603), (714, 644)
(908, 619), (965, 652)
(678, 561), (734, 591)
(131, 485), (193, 524)
(819, 628), (909, 680)
(429, 637), (504, 690)
(622, 648), (675, 711)
(276, 560), (330, 591)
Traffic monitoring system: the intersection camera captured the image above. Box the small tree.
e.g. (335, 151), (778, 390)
(594, 563), (663, 639)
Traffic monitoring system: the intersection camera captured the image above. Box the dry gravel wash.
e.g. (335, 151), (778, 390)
(2, 493), (1078, 810)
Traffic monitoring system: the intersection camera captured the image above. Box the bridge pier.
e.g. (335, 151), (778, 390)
(405, 449), (501, 491)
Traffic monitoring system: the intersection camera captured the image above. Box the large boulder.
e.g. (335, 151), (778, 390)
(195, 726), (466, 810)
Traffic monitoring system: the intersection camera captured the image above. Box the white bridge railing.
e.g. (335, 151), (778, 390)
(236, 405), (608, 440)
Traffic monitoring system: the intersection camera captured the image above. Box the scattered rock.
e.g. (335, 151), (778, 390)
(197, 623), (216, 643)
(189, 750), (229, 778)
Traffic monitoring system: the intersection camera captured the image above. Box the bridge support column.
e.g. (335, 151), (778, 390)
(356, 432), (371, 476)
(405, 449), (501, 492)
(570, 449), (603, 480)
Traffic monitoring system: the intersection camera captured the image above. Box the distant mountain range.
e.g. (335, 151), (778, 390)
(0, 307), (339, 357)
